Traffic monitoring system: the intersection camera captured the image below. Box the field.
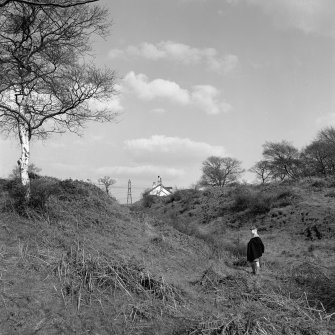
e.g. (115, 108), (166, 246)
(0, 177), (335, 334)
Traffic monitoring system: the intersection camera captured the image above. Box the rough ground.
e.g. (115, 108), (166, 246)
(0, 179), (334, 334)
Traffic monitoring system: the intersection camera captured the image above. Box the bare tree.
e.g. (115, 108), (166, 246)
(249, 160), (272, 184)
(0, 0), (99, 8)
(98, 176), (116, 196)
(300, 127), (335, 177)
(317, 126), (335, 145)
(199, 156), (244, 187)
(0, 1), (117, 199)
(262, 141), (301, 181)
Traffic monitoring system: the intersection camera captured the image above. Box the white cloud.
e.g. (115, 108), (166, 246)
(230, 0), (335, 36)
(123, 72), (190, 104)
(316, 112), (335, 125)
(124, 135), (226, 164)
(127, 43), (167, 60)
(191, 85), (232, 115)
(92, 98), (123, 112)
(123, 71), (231, 115)
(108, 49), (124, 59)
(88, 85), (124, 112)
(110, 41), (239, 73)
(96, 165), (185, 178)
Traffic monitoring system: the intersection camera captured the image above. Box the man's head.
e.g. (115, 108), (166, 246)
(251, 226), (258, 236)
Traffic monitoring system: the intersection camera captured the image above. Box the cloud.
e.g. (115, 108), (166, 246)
(229, 0), (335, 36)
(124, 135), (226, 164)
(110, 41), (239, 73)
(316, 112), (335, 125)
(191, 85), (232, 114)
(123, 71), (232, 114)
(96, 165), (185, 178)
(123, 72), (189, 104)
(52, 162), (88, 172)
(88, 87), (124, 113)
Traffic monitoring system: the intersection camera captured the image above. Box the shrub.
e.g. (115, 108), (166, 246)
(325, 191), (335, 198)
(198, 187), (230, 223)
(231, 192), (251, 212)
(58, 179), (90, 200)
(0, 178), (8, 191)
(231, 187), (295, 215)
(165, 188), (201, 206)
(3, 177), (60, 213)
(304, 177), (328, 188)
(3, 178), (114, 216)
(29, 177), (60, 210)
(3, 178), (27, 211)
(142, 192), (156, 208)
(169, 189), (183, 202)
(231, 191), (272, 214)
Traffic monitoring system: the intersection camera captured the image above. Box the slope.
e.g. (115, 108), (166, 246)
(0, 177), (334, 334)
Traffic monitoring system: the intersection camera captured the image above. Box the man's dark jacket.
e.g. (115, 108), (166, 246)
(247, 237), (264, 262)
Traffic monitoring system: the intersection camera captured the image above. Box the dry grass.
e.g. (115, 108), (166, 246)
(1, 179), (335, 334)
(55, 243), (185, 310)
(185, 271), (334, 335)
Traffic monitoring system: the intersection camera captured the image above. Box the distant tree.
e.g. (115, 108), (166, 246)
(300, 127), (335, 177)
(249, 160), (272, 184)
(199, 156), (244, 187)
(98, 176), (116, 196)
(317, 126), (335, 145)
(301, 141), (329, 177)
(0, 1), (117, 200)
(262, 141), (301, 181)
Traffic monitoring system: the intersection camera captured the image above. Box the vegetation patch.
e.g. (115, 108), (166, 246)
(55, 243), (185, 311)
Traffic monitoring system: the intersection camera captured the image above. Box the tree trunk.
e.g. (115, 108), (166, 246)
(18, 122), (31, 200)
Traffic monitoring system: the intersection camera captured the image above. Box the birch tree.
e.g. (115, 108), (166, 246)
(0, 1), (117, 199)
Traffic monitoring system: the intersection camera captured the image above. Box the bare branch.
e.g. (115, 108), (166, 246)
(0, 0), (117, 192)
(0, 0), (99, 9)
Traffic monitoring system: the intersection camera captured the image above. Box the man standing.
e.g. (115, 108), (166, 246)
(247, 226), (264, 275)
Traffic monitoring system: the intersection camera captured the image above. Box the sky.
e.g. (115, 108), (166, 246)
(1, 0), (335, 202)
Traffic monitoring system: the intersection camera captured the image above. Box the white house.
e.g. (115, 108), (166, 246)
(148, 176), (173, 197)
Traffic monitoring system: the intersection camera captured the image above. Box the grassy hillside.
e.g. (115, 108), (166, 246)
(0, 177), (334, 334)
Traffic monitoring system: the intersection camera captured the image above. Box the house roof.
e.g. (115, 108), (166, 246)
(146, 184), (172, 196)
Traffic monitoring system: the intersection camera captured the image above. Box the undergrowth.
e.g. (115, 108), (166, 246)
(1, 178), (335, 334)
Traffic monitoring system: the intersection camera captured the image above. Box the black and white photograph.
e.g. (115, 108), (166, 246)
(0, 0), (335, 333)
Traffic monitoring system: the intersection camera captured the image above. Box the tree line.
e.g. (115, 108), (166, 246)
(200, 126), (335, 187)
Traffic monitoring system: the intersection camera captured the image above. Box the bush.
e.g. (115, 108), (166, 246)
(142, 192), (156, 208)
(58, 179), (91, 200)
(29, 177), (60, 210)
(311, 178), (328, 188)
(3, 177), (60, 212)
(231, 191), (272, 214)
(231, 186), (295, 215)
(3, 178), (113, 216)
(3, 178), (27, 211)
(198, 187), (230, 223)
